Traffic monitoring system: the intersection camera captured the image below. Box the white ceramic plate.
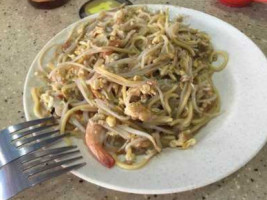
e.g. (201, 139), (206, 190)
(23, 4), (267, 194)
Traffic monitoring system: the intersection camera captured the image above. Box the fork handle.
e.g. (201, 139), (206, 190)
(0, 160), (30, 200)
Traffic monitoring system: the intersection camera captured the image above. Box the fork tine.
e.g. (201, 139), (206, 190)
(15, 130), (59, 147)
(26, 156), (83, 176)
(20, 146), (77, 163)
(2, 116), (54, 135)
(22, 150), (80, 171)
(21, 133), (70, 155)
(30, 162), (86, 186)
(11, 124), (57, 140)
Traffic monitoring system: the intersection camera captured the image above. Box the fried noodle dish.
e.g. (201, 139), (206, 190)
(31, 6), (228, 169)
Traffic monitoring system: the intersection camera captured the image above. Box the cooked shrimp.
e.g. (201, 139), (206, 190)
(85, 121), (115, 168)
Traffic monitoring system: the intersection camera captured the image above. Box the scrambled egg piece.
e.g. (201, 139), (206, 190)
(124, 102), (151, 122)
(40, 92), (54, 112)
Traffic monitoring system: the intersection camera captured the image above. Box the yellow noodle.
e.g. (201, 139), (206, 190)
(60, 105), (97, 134)
(31, 88), (43, 118)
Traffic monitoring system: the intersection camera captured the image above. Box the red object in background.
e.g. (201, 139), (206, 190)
(29, 0), (68, 9)
(220, 0), (252, 7)
(220, 0), (267, 7)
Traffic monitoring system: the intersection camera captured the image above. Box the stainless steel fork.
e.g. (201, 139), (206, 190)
(0, 146), (86, 200)
(0, 116), (69, 167)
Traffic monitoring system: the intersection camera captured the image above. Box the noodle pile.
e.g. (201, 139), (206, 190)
(32, 6), (228, 169)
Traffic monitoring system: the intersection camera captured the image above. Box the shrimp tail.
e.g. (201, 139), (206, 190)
(91, 146), (115, 168)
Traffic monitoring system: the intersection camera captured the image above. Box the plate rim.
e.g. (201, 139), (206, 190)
(23, 4), (267, 194)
